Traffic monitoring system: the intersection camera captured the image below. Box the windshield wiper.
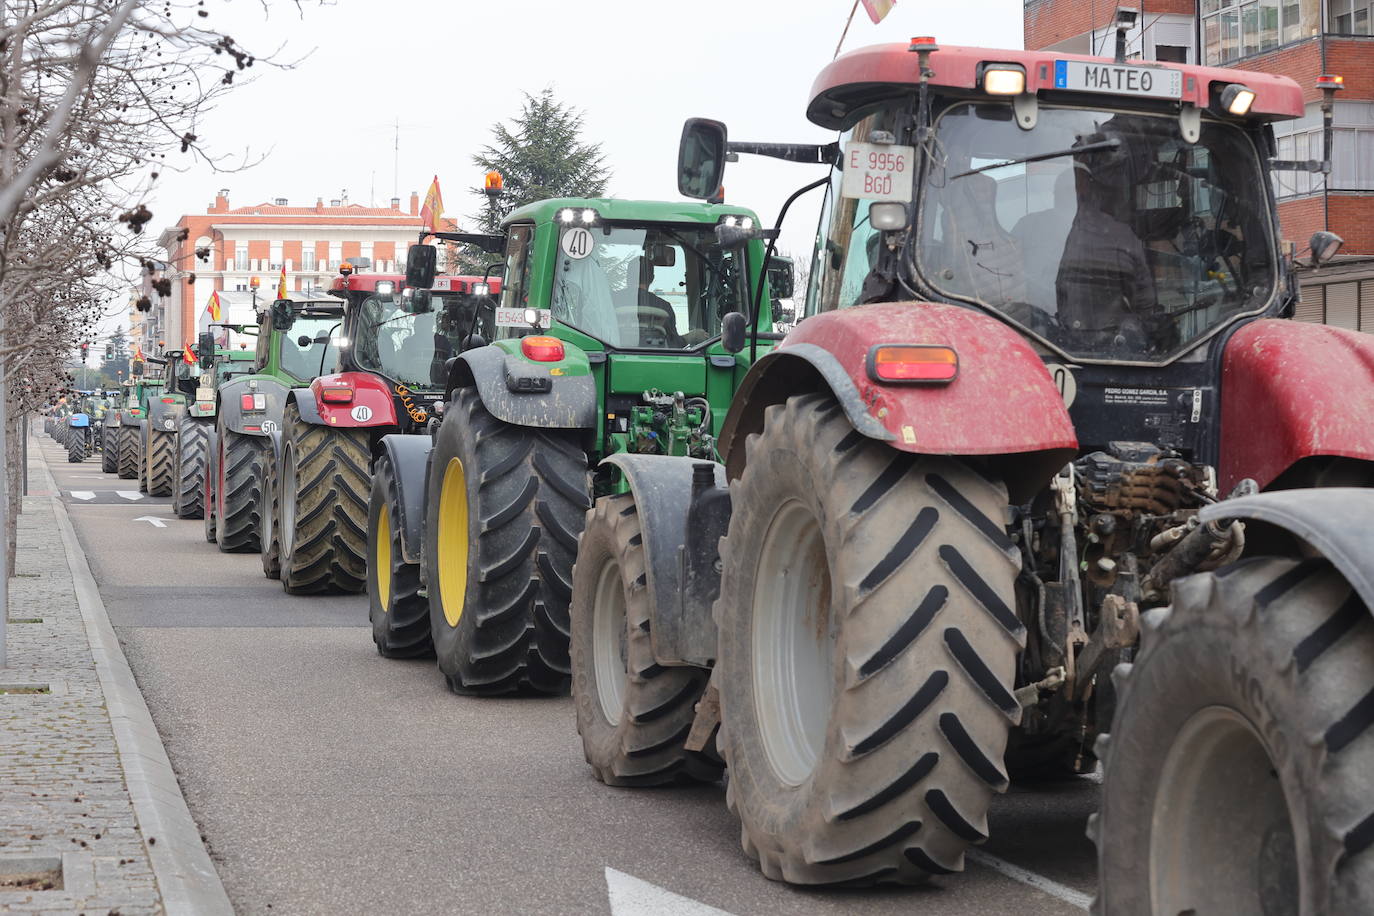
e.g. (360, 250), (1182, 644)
(950, 138), (1121, 180)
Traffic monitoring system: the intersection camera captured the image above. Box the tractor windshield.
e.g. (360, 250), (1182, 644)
(278, 314), (342, 382)
(548, 223), (748, 349)
(353, 292), (482, 389)
(916, 103), (1276, 360)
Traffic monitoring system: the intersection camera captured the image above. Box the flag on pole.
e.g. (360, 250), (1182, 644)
(277, 265), (288, 300)
(420, 176), (444, 232)
(183, 340), (197, 366)
(205, 290), (222, 322)
(134, 344), (145, 361)
(861, 0), (896, 23)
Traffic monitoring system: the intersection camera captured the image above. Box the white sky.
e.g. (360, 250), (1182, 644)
(109, 0), (1023, 341)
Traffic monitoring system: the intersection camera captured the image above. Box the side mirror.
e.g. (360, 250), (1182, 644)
(405, 289), (434, 314)
(1310, 230), (1343, 265)
(270, 298), (295, 331)
(197, 331), (215, 369)
(130, 358), (144, 377)
(766, 256), (795, 299)
(406, 245), (437, 289)
(721, 311), (747, 354)
(678, 117), (728, 200)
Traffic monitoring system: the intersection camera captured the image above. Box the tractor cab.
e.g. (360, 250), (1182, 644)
(324, 268), (501, 430)
(255, 296), (346, 383)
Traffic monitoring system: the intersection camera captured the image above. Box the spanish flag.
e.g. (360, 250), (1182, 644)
(183, 340), (198, 365)
(420, 176), (444, 232)
(206, 289), (222, 323)
(134, 344), (145, 362)
(277, 265), (288, 300)
(861, 0), (895, 23)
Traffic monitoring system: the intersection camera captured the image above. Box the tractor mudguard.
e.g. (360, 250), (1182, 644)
(305, 372), (399, 428)
(217, 376), (290, 436)
(446, 345), (598, 430)
(717, 302), (1078, 503)
(1220, 320), (1374, 491)
(1200, 488), (1374, 612)
(145, 396), (186, 435)
(379, 433), (433, 566)
(289, 387), (323, 425)
(601, 453), (729, 667)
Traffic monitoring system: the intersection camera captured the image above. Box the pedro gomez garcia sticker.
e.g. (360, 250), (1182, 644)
(841, 141), (915, 201)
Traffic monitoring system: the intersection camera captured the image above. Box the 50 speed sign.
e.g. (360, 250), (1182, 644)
(840, 141), (916, 202)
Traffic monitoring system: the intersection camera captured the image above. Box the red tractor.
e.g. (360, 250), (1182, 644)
(576, 37), (1374, 910)
(262, 264), (501, 594)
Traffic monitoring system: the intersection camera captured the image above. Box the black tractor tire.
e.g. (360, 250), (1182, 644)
(67, 431), (86, 463)
(203, 426), (219, 543)
(137, 422), (150, 493)
(423, 387), (588, 696)
(260, 440), (282, 580)
(570, 492), (721, 786)
(173, 416), (210, 519)
(146, 428), (176, 497)
(116, 426), (139, 479)
(276, 403), (370, 594)
(712, 392), (1023, 886)
(369, 453), (432, 658)
(215, 424), (266, 553)
(1091, 557), (1374, 916)
(101, 427), (118, 473)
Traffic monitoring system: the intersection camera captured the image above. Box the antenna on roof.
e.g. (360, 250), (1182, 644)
(393, 119), (400, 201)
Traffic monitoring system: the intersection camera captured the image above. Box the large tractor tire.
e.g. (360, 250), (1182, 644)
(116, 426), (139, 479)
(712, 392), (1023, 885)
(277, 403), (370, 594)
(369, 452), (432, 657)
(137, 422), (150, 493)
(146, 428), (176, 497)
(67, 431), (86, 463)
(172, 416), (210, 519)
(203, 426), (219, 544)
(1091, 558), (1374, 916)
(215, 423), (266, 553)
(570, 492), (721, 785)
(101, 427), (118, 473)
(423, 387), (587, 695)
(259, 440), (282, 580)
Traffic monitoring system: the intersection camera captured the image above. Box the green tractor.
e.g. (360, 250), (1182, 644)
(171, 328), (258, 519)
(370, 197), (789, 697)
(204, 295), (345, 551)
(113, 366), (164, 481)
(141, 349), (200, 496)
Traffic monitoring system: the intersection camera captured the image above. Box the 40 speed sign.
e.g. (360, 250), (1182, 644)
(841, 141), (915, 201)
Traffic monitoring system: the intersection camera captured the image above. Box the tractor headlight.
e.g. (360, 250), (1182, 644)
(375, 280), (395, 295)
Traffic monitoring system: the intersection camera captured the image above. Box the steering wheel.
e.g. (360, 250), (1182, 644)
(615, 305), (680, 347)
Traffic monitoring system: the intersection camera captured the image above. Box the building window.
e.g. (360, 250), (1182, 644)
(1328, 0), (1374, 33)
(1332, 128), (1374, 190)
(1273, 129), (1325, 197)
(233, 246), (248, 271)
(302, 248), (316, 271)
(1155, 44), (1189, 62)
(1203, 0), (1319, 63)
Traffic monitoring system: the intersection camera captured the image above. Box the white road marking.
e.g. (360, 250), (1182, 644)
(132, 516), (169, 528)
(71, 475), (107, 479)
(116, 491), (143, 501)
(966, 849), (1092, 911)
(70, 491), (96, 501)
(605, 868), (734, 916)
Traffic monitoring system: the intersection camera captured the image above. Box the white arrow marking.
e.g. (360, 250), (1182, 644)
(116, 491), (143, 501)
(70, 491), (96, 501)
(133, 516), (169, 528)
(605, 868), (734, 916)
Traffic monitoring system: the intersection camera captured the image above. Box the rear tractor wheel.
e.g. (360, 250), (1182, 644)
(146, 428), (175, 497)
(423, 387), (588, 695)
(570, 492), (720, 785)
(101, 426), (118, 473)
(713, 392), (1023, 885)
(215, 424), (266, 553)
(173, 416), (210, 519)
(116, 426), (139, 479)
(277, 404), (370, 594)
(67, 431), (86, 463)
(369, 453), (431, 657)
(1092, 558), (1374, 915)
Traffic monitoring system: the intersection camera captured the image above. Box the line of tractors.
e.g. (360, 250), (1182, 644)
(45, 35), (1374, 913)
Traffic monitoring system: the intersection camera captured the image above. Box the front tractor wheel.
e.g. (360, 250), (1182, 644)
(277, 404), (370, 595)
(369, 453), (431, 658)
(260, 439), (282, 580)
(570, 493), (721, 786)
(1093, 558), (1374, 916)
(423, 387), (587, 695)
(714, 393), (1023, 885)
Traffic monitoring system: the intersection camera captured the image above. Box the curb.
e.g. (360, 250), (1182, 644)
(35, 436), (235, 915)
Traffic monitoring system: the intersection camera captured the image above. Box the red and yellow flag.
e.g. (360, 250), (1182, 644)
(420, 176), (444, 232)
(277, 265), (288, 299)
(134, 344), (145, 361)
(205, 289), (222, 322)
(861, 0), (896, 23)
(183, 340), (197, 365)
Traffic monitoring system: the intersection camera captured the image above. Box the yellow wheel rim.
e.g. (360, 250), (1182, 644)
(437, 457), (469, 628)
(375, 503), (392, 613)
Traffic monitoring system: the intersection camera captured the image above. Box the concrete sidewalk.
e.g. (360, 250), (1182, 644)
(0, 429), (231, 915)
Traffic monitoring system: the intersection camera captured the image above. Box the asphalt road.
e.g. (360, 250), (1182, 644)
(41, 434), (1100, 915)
